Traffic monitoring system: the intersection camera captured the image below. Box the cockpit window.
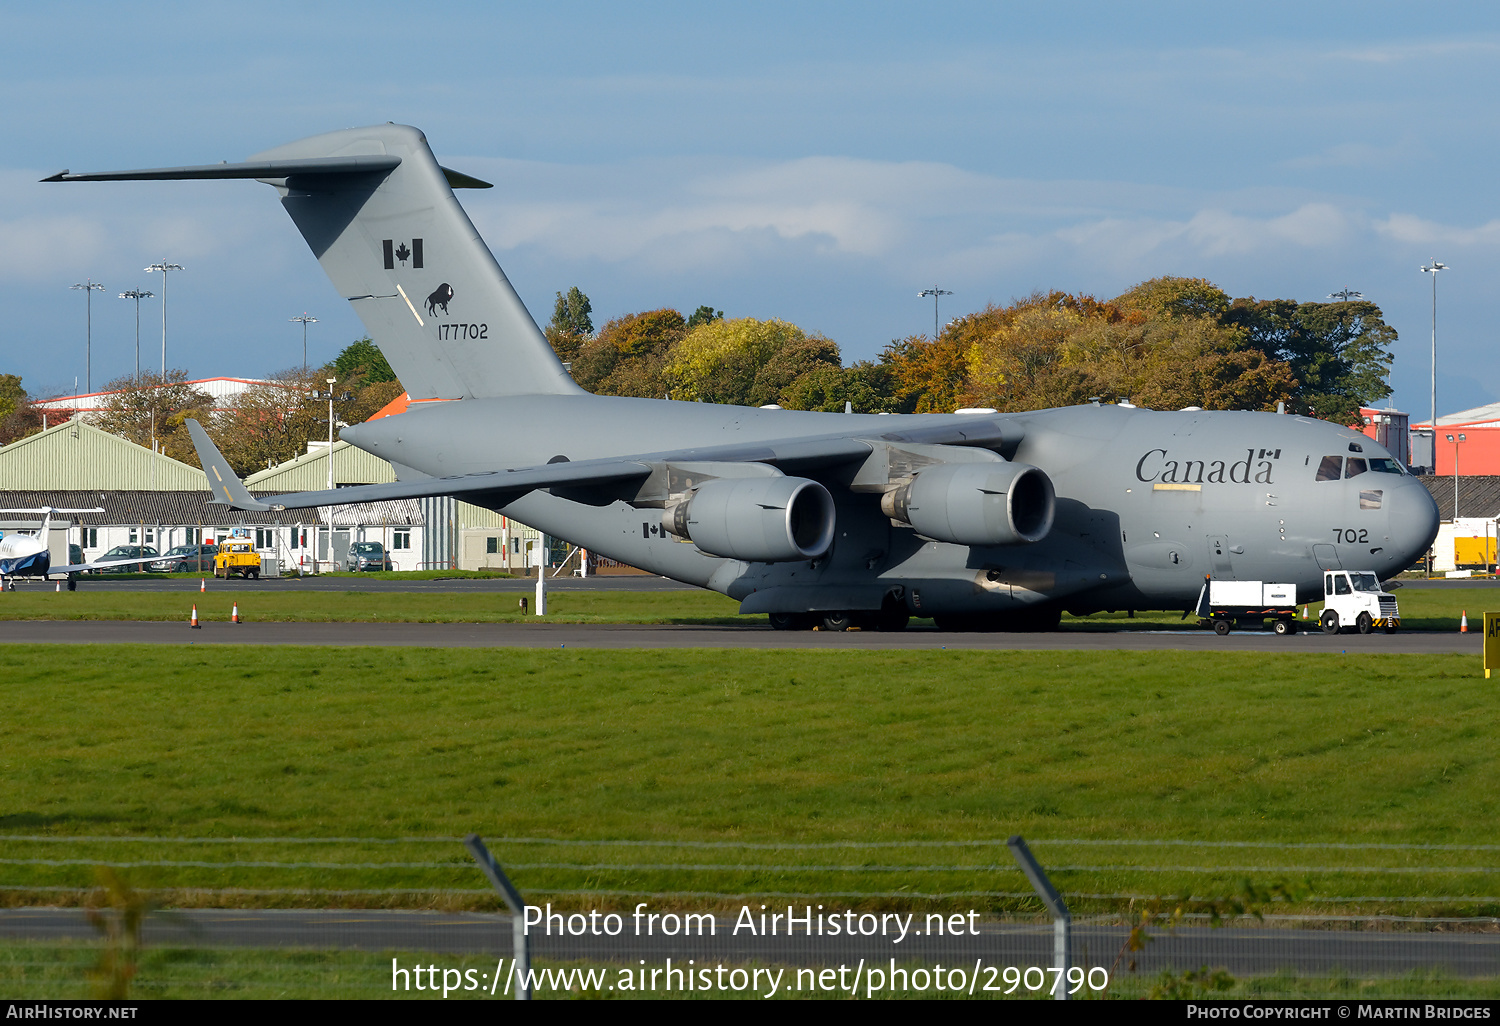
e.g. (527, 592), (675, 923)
(1332, 575), (1352, 595)
(1345, 458), (1368, 479)
(1316, 455), (1343, 481)
(1368, 458), (1404, 475)
(1350, 572), (1381, 593)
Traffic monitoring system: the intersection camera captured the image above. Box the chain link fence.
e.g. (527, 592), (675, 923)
(1, 834), (1497, 1000)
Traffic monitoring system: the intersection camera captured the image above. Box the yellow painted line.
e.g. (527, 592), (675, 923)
(395, 284), (425, 327)
(1152, 482), (1202, 492)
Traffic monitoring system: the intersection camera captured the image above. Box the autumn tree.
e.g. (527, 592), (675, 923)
(663, 317), (837, 406)
(91, 370), (214, 466)
(571, 308), (687, 398)
(209, 368), (339, 477)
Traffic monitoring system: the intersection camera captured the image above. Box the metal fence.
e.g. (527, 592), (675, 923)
(2, 834), (1497, 1000)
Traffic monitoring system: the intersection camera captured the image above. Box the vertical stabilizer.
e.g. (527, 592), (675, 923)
(248, 125), (580, 400)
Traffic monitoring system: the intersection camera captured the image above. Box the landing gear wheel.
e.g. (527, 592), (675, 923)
(1320, 609), (1340, 635)
(1213, 619), (1231, 636)
(821, 612), (854, 632)
(769, 612), (813, 631)
(1273, 619), (1292, 636)
(1356, 611), (1373, 635)
(874, 612), (910, 632)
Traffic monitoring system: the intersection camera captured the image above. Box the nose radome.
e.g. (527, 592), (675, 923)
(1388, 478), (1440, 568)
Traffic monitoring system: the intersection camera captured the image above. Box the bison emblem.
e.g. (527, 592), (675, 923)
(425, 283), (454, 316)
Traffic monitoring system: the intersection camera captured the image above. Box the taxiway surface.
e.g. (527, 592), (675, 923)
(0, 619), (1481, 652)
(2, 908), (1493, 978)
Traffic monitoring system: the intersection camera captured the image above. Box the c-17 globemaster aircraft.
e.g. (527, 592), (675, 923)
(47, 124), (1441, 631)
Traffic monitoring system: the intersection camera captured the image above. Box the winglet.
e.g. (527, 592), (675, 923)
(186, 419), (271, 511)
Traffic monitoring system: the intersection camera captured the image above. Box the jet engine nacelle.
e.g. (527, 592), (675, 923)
(881, 461), (1055, 546)
(664, 476), (836, 562)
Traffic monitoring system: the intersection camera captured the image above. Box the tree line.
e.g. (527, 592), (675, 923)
(0, 339), (403, 477)
(0, 275), (1396, 471)
(544, 277), (1395, 424)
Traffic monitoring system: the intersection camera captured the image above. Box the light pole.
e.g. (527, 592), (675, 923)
(119, 289), (154, 378)
(1421, 261), (1447, 468)
(290, 313), (318, 369)
(1327, 288), (1363, 303)
(70, 279), (105, 393)
(326, 377), (337, 492)
(1447, 432), (1465, 520)
(145, 261), (184, 376)
(918, 287), (953, 340)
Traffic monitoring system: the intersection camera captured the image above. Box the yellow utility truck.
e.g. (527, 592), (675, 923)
(214, 538), (261, 579)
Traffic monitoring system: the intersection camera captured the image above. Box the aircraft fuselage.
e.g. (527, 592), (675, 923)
(344, 397), (1439, 619)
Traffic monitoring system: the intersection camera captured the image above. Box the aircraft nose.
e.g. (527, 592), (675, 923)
(1388, 477), (1440, 567)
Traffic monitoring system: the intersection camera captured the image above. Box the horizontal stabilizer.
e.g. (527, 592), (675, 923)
(185, 419), (271, 511)
(41, 155), (402, 183)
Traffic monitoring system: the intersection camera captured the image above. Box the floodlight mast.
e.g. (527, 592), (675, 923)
(291, 313), (318, 369)
(145, 261), (184, 376)
(69, 279), (105, 393)
(1447, 432), (1465, 519)
(1327, 288), (1363, 303)
(1421, 261), (1447, 466)
(918, 287), (953, 340)
(119, 289), (154, 377)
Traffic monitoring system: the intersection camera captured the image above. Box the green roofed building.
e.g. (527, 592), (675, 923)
(0, 417), (541, 573)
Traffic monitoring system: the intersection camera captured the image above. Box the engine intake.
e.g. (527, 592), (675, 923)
(881, 461), (1054, 546)
(664, 476), (836, 562)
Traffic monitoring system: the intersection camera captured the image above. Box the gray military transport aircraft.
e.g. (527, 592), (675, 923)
(46, 124), (1441, 631)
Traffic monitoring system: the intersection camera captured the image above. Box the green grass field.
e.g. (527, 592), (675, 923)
(0, 644), (1495, 917)
(0, 582), (1488, 631)
(0, 589), (752, 624)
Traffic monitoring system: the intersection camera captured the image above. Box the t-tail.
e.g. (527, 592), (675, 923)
(44, 125), (580, 402)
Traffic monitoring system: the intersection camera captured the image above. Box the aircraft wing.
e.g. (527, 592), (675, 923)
(53, 555), (162, 574)
(184, 416), (1013, 513)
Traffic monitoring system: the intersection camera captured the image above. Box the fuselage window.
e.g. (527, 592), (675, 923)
(1316, 456), (1343, 481)
(1345, 458), (1368, 479)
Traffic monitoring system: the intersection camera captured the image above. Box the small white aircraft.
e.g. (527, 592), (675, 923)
(0, 507), (160, 590)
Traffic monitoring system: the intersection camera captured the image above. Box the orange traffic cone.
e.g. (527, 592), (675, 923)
(1301, 604), (1309, 620)
(190, 604), (201, 629)
(200, 578), (206, 592)
(1461, 610), (1469, 633)
(231, 603), (241, 624)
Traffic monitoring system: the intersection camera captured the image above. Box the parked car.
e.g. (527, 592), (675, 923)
(345, 541), (395, 572)
(93, 544), (158, 573)
(151, 543), (220, 573)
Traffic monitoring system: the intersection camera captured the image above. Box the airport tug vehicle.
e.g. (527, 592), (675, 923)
(1315, 569), (1399, 635)
(1196, 571), (1398, 637)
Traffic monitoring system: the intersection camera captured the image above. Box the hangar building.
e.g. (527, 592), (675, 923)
(0, 418), (545, 572)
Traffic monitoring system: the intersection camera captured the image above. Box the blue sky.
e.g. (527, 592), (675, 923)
(4, 2), (1499, 421)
